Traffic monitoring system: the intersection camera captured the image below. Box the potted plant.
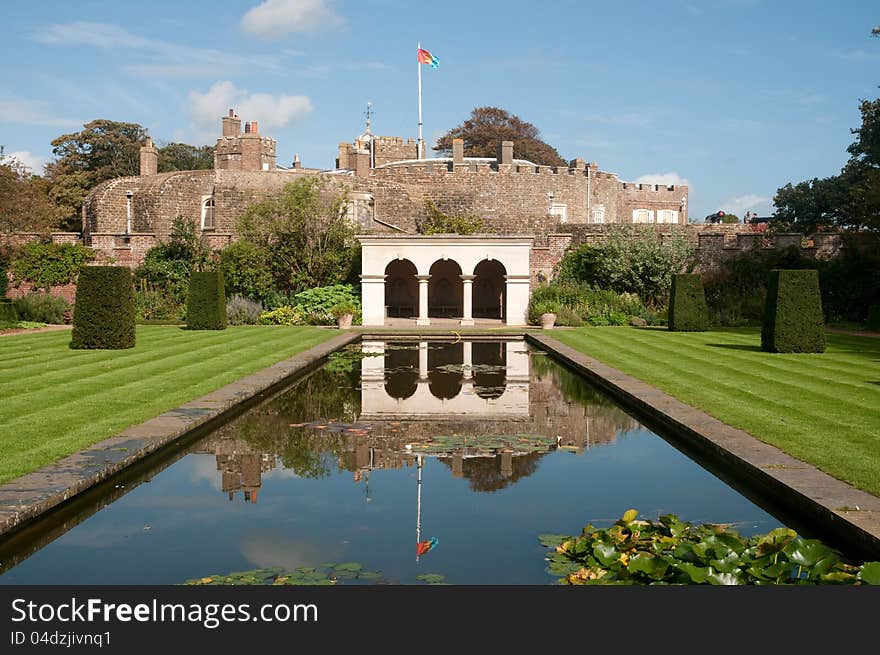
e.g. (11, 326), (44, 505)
(533, 299), (558, 330)
(330, 301), (357, 329)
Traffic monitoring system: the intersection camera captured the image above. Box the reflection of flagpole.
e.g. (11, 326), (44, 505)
(416, 454), (423, 561)
(417, 42), (423, 159)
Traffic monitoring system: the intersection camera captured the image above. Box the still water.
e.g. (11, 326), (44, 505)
(0, 340), (783, 584)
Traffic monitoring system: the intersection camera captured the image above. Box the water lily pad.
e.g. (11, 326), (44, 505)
(538, 533), (571, 547)
(858, 562), (880, 585)
(416, 573), (446, 584)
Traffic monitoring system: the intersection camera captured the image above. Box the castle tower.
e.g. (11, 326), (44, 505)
(214, 110), (277, 171)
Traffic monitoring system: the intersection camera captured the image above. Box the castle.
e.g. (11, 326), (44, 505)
(77, 109), (692, 325)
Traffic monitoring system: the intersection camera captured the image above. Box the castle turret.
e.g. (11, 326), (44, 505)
(139, 137), (158, 176)
(214, 111), (277, 171)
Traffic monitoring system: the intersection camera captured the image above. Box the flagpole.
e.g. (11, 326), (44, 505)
(417, 42), (423, 159)
(416, 455), (422, 561)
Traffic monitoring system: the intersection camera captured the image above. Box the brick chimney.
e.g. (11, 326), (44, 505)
(498, 140), (513, 166)
(452, 138), (464, 165)
(221, 109), (241, 137)
(139, 137), (158, 176)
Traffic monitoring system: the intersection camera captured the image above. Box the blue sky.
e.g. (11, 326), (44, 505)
(1, 0), (877, 220)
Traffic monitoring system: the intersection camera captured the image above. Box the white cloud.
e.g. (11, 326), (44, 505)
(33, 21), (280, 77)
(4, 151), (48, 174)
(635, 172), (690, 187)
(189, 81), (312, 141)
(0, 98), (81, 127)
(241, 0), (343, 39)
(721, 193), (771, 217)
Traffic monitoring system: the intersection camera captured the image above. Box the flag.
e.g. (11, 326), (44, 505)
(416, 537), (438, 557)
(417, 48), (439, 68)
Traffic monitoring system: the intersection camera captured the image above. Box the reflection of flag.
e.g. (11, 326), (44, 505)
(417, 537), (438, 556)
(417, 48), (439, 68)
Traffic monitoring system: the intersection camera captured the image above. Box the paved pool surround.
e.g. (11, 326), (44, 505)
(0, 328), (878, 563)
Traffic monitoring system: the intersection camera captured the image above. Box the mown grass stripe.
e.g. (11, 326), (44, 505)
(553, 327), (880, 496)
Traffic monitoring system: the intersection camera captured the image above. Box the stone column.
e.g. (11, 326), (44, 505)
(462, 341), (472, 373)
(360, 274), (387, 326)
(460, 274), (476, 326)
(418, 341), (429, 380)
(416, 275), (431, 326)
(504, 275), (531, 326)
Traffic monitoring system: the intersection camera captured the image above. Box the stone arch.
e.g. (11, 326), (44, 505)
(473, 259), (507, 319)
(383, 344), (418, 400)
(428, 259), (463, 318)
(472, 341), (507, 400)
(428, 341), (463, 400)
(384, 259), (418, 318)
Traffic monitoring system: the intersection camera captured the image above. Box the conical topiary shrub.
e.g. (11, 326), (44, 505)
(668, 274), (708, 332)
(71, 266), (136, 349)
(186, 270), (227, 330)
(761, 269), (825, 353)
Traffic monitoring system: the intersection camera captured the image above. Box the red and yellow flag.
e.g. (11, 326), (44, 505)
(417, 48), (439, 68)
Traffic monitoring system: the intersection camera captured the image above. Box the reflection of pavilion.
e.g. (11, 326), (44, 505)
(360, 340), (530, 421)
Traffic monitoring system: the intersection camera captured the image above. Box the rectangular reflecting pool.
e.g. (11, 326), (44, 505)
(0, 340), (785, 585)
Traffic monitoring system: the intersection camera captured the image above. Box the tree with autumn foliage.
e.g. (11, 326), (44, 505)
(0, 151), (63, 234)
(434, 107), (567, 167)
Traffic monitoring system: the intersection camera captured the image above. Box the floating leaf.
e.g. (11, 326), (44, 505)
(858, 562), (880, 585)
(334, 562), (363, 572)
(416, 573), (446, 584)
(538, 534), (571, 548)
(622, 509), (639, 523)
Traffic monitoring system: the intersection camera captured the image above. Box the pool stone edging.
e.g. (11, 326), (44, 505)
(527, 333), (880, 559)
(0, 331), (360, 538)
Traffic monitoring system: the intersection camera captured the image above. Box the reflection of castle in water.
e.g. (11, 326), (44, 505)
(198, 340), (640, 500)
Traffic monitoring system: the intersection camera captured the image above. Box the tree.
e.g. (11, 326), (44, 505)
(46, 119), (149, 230)
(0, 152), (63, 233)
(434, 106), (567, 167)
(237, 177), (358, 294)
(417, 200), (487, 234)
(158, 142), (215, 172)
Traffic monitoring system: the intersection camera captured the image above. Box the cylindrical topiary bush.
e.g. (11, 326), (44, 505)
(761, 269), (825, 353)
(71, 266), (136, 349)
(187, 270), (227, 330)
(668, 274), (708, 332)
(0, 298), (18, 322)
(867, 305), (880, 331)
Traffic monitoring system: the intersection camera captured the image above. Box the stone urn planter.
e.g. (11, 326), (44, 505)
(540, 313), (557, 330)
(336, 313), (354, 330)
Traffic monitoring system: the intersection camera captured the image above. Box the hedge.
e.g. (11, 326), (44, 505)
(868, 305), (880, 331)
(71, 266), (136, 349)
(0, 298), (18, 322)
(668, 274), (708, 332)
(761, 269), (825, 353)
(187, 270), (227, 330)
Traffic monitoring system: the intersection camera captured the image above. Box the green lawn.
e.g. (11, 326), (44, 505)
(552, 327), (880, 497)
(0, 326), (338, 485)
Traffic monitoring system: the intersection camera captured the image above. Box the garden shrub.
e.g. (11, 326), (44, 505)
(220, 240), (275, 302)
(259, 306), (303, 325)
(868, 305), (880, 331)
(0, 298), (18, 322)
(668, 274), (708, 332)
(135, 217), (211, 304)
(227, 295), (263, 325)
(293, 284), (361, 325)
(135, 289), (185, 323)
(71, 266), (136, 349)
(186, 270), (227, 330)
(13, 292), (70, 324)
(761, 269), (825, 353)
(528, 283), (653, 327)
(9, 242), (96, 288)
(0, 260), (7, 296)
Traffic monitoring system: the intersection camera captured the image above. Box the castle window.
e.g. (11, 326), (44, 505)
(201, 196), (215, 230)
(657, 209), (679, 224)
(549, 203), (567, 223)
(591, 205), (605, 224)
(632, 209), (654, 224)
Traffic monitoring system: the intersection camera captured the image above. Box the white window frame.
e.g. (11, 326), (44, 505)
(657, 209), (679, 224)
(549, 203), (567, 223)
(201, 196), (215, 230)
(632, 209), (654, 224)
(591, 205), (605, 224)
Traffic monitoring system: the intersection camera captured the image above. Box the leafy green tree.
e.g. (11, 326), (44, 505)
(417, 200), (487, 234)
(556, 226), (694, 306)
(135, 216), (211, 303)
(434, 106), (567, 167)
(158, 142), (215, 172)
(237, 176), (358, 294)
(46, 119), (149, 230)
(0, 155), (63, 233)
(220, 240), (275, 301)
